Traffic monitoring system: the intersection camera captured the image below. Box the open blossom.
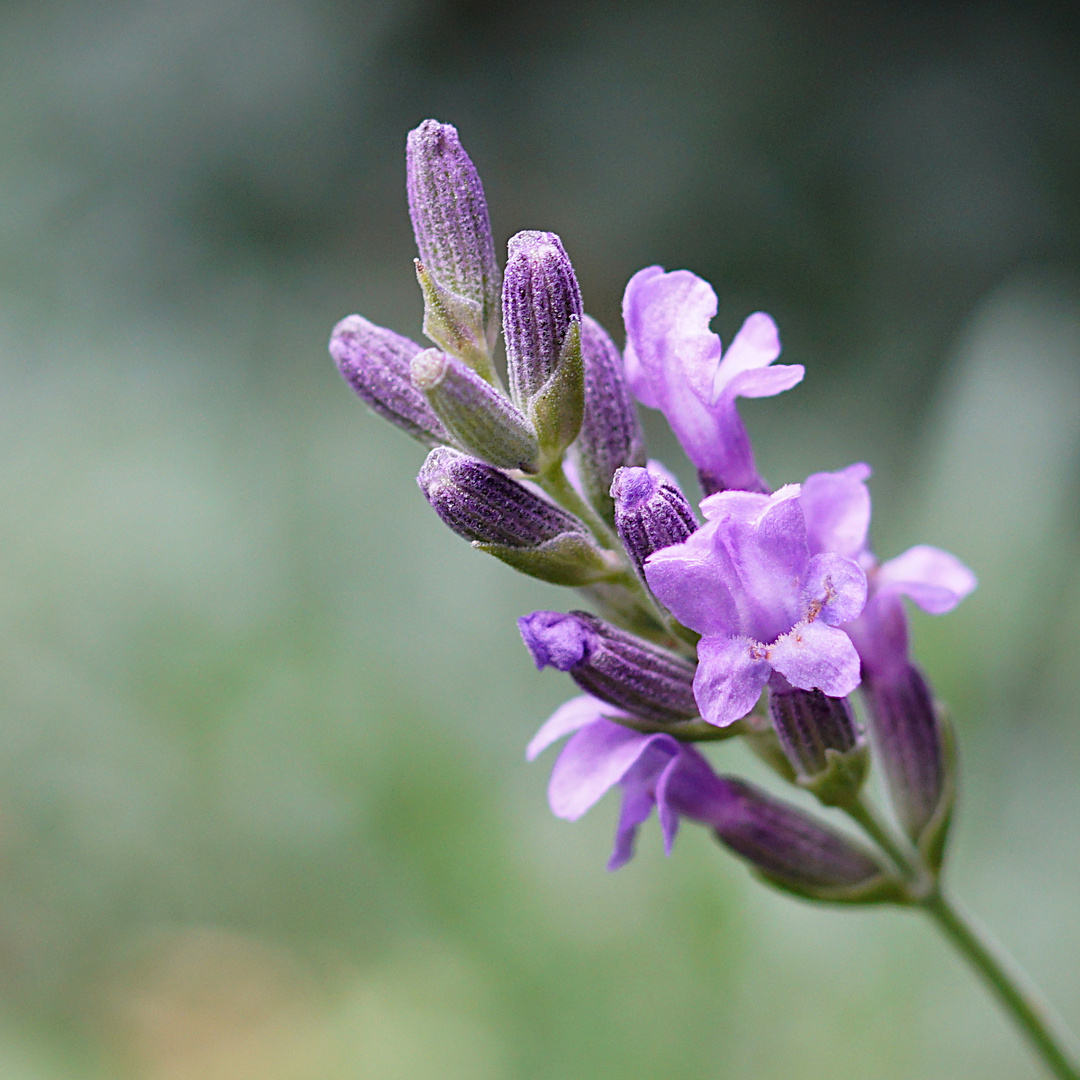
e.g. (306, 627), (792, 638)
(528, 695), (889, 893)
(798, 463), (977, 679)
(645, 485), (867, 727)
(622, 266), (803, 494)
(526, 695), (729, 869)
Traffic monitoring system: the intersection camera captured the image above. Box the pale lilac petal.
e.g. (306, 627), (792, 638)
(699, 489), (773, 522)
(526, 695), (615, 761)
(845, 592), (909, 679)
(722, 363), (805, 402)
(622, 267), (722, 405)
(694, 635), (771, 726)
(712, 311), (781, 388)
(877, 544), (977, 614)
(769, 621), (862, 697)
(803, 552), (867, 625)
(620, 266), (665, 406)
(652, 753), (684, 856)
(608, 740), (680, 869)
(645, 525), (740, 635)
(658, 744), (731, 829)
(799, 464), (873, 558)
(548, 720), (658, 820)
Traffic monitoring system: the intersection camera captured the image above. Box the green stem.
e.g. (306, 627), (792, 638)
(537, 464), (620, 551)
(922, 890), (1080, 1080)
(845, 798), (1080, 1079)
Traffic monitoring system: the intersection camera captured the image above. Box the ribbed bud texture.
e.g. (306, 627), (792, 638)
(406, 120), (501, 348)
(519, 610), (698, 724)
(418, 447), (583, 547)
(503, 231), (583, 404)
(769, 687), (859, 780)
(714, 778), (886, 894)
(861, 663), (946, 841)
(330, 315), (451, 447)
(572, 315), (646, 517)
(612, 466), (698, 578)
(411, 348), (539, 472)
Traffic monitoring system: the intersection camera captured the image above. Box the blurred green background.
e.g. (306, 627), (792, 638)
(1, 1), (1079, 1077)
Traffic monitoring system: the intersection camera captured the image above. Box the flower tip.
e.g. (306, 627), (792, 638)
(610, 465), (659, 509)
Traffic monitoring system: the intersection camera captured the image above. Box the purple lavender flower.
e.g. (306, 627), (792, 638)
(622, 266), (804, 494)
(527, 697), (891, 897)
(406, 120), (501, 359)
(611, 465), (698, 582)
(518, 610), (698, 724)
(644, 485), (867, 727)
(798, 464), (976, 841)
(329, 314), (451, 447)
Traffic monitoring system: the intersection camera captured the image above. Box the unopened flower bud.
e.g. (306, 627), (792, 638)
(861, 663), (954, 860)
(330, 314), (451, 447)
(518, 610), (698, 724)
(768, 686), (867, 807)
(571, 315), (646, 521)
(411, 348), (539, 472)
(418, 448), (617, 585)
(503, 233), (585, 458)
(713, 777), (898, 903)
(612, 466), (698, 580)
(406, 120), (501, 365)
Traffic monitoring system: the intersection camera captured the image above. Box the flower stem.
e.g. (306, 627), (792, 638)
(845, 798), (1080, 1079)
(921, 890), (1080, 1080)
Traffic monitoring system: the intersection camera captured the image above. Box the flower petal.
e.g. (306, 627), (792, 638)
(799, 464), (873, 558)
(803, 552), (867, 625)
(694, 634), (772, 726)
(608, 740), (680, 869)
(712, 311), (781, 389)
(723, 363), (805, 402)
(526, 695), (616, 760)
(769, 620), (862, 697)
(548, 720), (668, 820)
(877, 544), (977, 614)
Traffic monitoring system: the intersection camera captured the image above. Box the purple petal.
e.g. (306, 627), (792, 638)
(693, 634), (772, 726)
(803, 552), (867, 625)
(620, 266), (665, 407)
(526, 695), (614, 761)
(769, 621), (862, 697)
(607, 740), (680, 870)
(644, 521), (741, 635)
(657, 744), (732, 829)
(712, 312), (781, 389)
(877, 545), (977, 614)
(844, 592), (909, 680)
(548, 720), (670, 820)
(722, 363), (805, 401)
(518, 610), (593, 671)
(698, 489), (773, 522)
(799, 464), (872, 559)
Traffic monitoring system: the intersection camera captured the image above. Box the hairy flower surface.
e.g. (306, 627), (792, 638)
(645, 485), (867, 727)
(622, 266), (803, 494)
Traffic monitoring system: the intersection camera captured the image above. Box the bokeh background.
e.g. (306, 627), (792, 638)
(1, 1), (1079, 1077)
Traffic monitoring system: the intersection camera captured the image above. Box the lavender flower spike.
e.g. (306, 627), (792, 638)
(519, 610), (698, 724)
(527, 699), (895, 899)
(411, 347), (540, 472)
(612, 465), (698, 582)
(570, 314), (646, 520)
(330, 314), (451, 447)
(418, 448), (617, 586)
(622, 266), (804, 494)
(407, 120), (501, 368)
(646, 485), (867, 727)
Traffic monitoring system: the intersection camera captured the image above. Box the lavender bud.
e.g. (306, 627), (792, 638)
(330, 314), (451, 447)
(768, 686), (867, 807)
(518, 610), (698, 724)
(406, 120), (501, 358)
(418, 448), (616, 585)
(713, 778), (897, 903)
(503, 231), (584, 406)
(861, 663), (954, 859)
(411, 348), (540, 473)
(571, 315), (646, 521)
(612, 466), (698, 579)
